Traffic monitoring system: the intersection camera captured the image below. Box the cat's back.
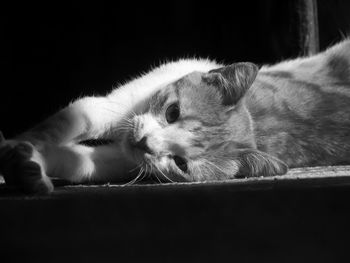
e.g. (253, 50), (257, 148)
(248, 39), (350, 121)
(259, 39), (350, 84)
(245, 39), (350, 167)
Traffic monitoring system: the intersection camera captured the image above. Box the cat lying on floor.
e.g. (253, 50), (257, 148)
(1, 40), (350, 194)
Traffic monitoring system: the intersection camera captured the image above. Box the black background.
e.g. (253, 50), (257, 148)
(1, 0), (350, 137)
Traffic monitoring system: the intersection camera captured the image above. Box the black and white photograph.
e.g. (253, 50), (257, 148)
(1, 1), (350, 262)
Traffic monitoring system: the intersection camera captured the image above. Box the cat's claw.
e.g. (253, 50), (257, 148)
(0, 140), (53, 194)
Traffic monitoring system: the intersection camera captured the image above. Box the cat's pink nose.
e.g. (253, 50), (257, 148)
(134, 136), (153, 154)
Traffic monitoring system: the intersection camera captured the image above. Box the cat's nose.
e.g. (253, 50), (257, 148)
(134, 136), (153, 154)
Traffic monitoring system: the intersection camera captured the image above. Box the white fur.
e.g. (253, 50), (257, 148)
(20, 59), (221, 185)
(69, 59), (221, 141)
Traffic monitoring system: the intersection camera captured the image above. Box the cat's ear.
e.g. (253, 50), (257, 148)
(232, 149), (288, 178)
(204, 62), (258, 105)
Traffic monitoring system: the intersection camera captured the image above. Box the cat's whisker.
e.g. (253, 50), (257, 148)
(203, 161), (216, 177)
(99, 106), (137, 124)
(111, 119), (135, 133)
(194, 163), (205, 181)
(151, 164), (163, 184)
(205, 160), (226, 180)
(153, 172), (162, 184)
(97, 107), (140, 138)
(134, 166), (146, 184)
(198, 165), (205, 180)
(144, 163), (149, 178)
(128, 162), (144, 173)
(149, 163), (162, 184)
(120, 118), (135, 127)
(154, 164), (175, 183)
(150, 162), (154, 176)
(147, 163), (155, 182)
(123, 166), (144, 186)
(129, 110), (138, 118)
(135, 167), (148, 184)
(120, 119), (134, 126)
(146, 160), (161, 184)
(204, 159), (227, 176)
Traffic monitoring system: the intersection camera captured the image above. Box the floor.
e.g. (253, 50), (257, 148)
(1, 166), (350, 262)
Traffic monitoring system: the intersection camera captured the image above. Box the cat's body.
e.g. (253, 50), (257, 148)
(251, 40), (350, 168)
(1, 40), (350, 194)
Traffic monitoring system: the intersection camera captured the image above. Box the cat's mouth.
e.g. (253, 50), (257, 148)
(123, 136), (155, 164)
(131, 144), (189, 175)
(130, 148), (190, 183)
(123, 133), (189, 178)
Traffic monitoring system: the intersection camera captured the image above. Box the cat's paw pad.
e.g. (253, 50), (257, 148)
(0, 140), (53, 194)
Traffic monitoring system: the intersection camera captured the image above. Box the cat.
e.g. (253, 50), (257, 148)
(1, 39), (350, 194)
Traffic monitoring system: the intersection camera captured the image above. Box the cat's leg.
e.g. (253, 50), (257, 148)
(16, 96), (132, 146)
(233, 149), (288, 178)
(0, 95), (134, 193)
(200, 149), (288, 181)
(0, 135), (136, 194)
(1, 81), (161, 192)
(0, 135), (54, 194)
(44, 143), (136, 184)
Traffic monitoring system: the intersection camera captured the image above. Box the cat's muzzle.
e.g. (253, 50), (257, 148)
(132, 136), (153, 155)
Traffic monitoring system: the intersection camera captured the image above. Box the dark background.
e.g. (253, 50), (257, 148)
(1, 0), (350, 137)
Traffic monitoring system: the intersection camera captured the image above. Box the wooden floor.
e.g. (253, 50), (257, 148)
(1, 166), (350, 263)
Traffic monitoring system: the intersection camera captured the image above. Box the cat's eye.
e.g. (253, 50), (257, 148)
(173, 155), (188, 173)
(165, 103), (180, 124)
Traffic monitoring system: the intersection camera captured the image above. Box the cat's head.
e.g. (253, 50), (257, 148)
(123, 62), (259, 182)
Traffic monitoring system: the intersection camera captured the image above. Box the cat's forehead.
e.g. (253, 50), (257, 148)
(169, 71), (206, 92)
(149, 71), (207, 110)
(181, 71), (204, 85)
(168, 71), (205, 93)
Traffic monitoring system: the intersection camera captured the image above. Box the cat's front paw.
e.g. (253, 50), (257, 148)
(234, 149), (288, 178)
(0, 133), (53, 194)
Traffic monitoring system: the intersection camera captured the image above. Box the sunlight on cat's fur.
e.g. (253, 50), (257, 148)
(121, 64), (286, 183)
(1, 40), (350, 193)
